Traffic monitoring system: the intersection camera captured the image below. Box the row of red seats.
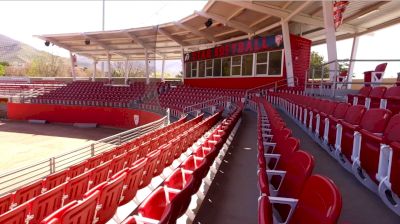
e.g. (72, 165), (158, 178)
(0, 115), (201, 223)
(122, 106), (242, 223)
(347, 85), (400, 113)
(39, 111), (223, 224)
(256, 98), (342, 224)
(270, 91), (400, 216)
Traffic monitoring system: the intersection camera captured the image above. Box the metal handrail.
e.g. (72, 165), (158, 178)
(245, 77), (299, 98)
(0, 113), (168, 195)
(182, 96), (231, 114)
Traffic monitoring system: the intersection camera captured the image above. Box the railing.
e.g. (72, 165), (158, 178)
(245, 77), (299, 98)
(306, 59), (400, 98)
(183, 96), (231, 115)
(0, 114), (168, 195)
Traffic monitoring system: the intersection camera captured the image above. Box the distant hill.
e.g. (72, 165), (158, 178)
(0, 34), (52, 65)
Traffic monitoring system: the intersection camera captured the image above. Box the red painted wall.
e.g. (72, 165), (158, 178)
(290, 35), (312, 87)
(184, 34), (311, 89)
(7, 103), (162, 129)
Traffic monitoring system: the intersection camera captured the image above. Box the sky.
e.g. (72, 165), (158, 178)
(0, 1), (399, 78)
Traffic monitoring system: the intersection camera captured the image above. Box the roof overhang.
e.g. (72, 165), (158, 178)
(35, 0), (400, 61)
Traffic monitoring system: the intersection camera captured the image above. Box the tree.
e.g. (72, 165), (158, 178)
(0, 61), (9, 76)
(26, 54), (67, 77)
(310, 51), (329, 79)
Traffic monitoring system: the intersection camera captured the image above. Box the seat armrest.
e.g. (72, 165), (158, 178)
(340, 120), (360, 131)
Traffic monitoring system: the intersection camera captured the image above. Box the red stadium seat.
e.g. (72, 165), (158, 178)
(347, 86), (372, 105)
(164, 168), (193, 190)
(88, 161), (112, 189)
(109, 153), (127, 174)
(64, 171), (91, 204)
(365, 87), (387, 108)
(325, 102), (351, 148)
(351, 110), (394, 192)
(290, 175), (342, 224)
(91, 172), (127, 224)
(42, 170), (68, 192)
(0, 201), (30, 224)
(0, 193), (13, 215)
(121, 216), (137, 224)
(334, 105), (366, 168)
(140, 150), (161, 188)
(258, 196), (273, 224)
(119, 158), (147, 205)
(67, 162), (87, 180)
(12, 179), (43, 208)
(41, 190), (100, 224)
(27, 183), (66, 224)
(137, 187), (179, 222)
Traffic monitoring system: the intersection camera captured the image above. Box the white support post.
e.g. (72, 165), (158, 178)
(161, 57), (165, 82)
(181, 47), (185, 81)
(145, 49), (149, 85)
(348, 35), (359, 89)
(92, 60), (97, 82)
(124, 58), (129, 85)
(69, 52), (76, 81)
(281, 20), (294, 87)
(107, 53), (112, 80)
(322, 1), (338, 81)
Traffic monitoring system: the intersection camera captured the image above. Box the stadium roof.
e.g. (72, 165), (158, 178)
(35, 0), (400, 61)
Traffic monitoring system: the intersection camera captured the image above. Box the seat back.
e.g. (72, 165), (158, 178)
(360, 109), (392, 133)
(276, 151), (315, 198)
(384, 86), (400, 98)
(109, 153), (127, 174)
(97, 172), (127, 224)
(389, 142), (400, 196)
(140, 150), (161, 188)
(119, 158), (147, 205)
(43, 170), (68, 192)
(13, 179), (43, 206)
(359, 86), (373, 97)
(61, 190), (100, 224)
(67, 162), (87, 179)
(375, 63), (388, 73)
(164, 168), (193, 190)
(332, 103), (350, 119)
(29, 183), (65, 223)
(89, 161), (111, 189)
(383, 114), (400, 143)
(64, 171), (91, 203)
(258, 196), (273, 224)
(343, 105), (366, 125)
(0, 201), (30, 224)
(290, 175), (342, 224)
(369, 87), (387, 98)
(0, 193), (13, 215)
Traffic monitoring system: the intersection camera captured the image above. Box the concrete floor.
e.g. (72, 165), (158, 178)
(194, 110), (259, 224)
(0, 120), (122, 173)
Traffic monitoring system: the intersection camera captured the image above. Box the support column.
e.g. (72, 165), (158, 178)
(322, 1), (338, 81)
(281, 20), (294, 87)
(69, 52), (76, 81)
(92, 60), (97, 82)
(348, 35), (359, 89)
(124, 58), (129, 85)
(107, 53), (111, 80)
(145, 50), (149, 85)
(181, 47), (185, 81)
(161, 57), (165, 82)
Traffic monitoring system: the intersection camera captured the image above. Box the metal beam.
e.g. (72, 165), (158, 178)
(158, 28), (186, 46)
(226, 7), (245, 21)
(223, 0), (363, 33)
(123, 30), (165, 58)
(343, 1), (388, 23)
(174, 22), (215, 42)
(195, 10), (254, 34)
(82, 33), (128, 58)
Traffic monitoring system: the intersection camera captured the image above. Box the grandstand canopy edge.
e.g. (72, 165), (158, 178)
(35, 0), (400, 88)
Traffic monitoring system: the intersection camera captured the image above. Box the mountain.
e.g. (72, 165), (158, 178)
(0, 34), (51, 65)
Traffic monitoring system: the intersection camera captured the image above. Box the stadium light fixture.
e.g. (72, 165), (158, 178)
(44, 41), (50, 47)
(205, 18), (213, 28)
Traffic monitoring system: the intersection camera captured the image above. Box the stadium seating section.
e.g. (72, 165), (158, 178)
(269, 85), (400, 215)
(0, 101), (243, 223)
(256, 97), (342, 224)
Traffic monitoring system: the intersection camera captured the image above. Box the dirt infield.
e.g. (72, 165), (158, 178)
(0, 120), (122, 173)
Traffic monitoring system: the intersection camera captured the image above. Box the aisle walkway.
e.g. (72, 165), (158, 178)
(278, 109), (400, 224)
(193, 110), (259, 224)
